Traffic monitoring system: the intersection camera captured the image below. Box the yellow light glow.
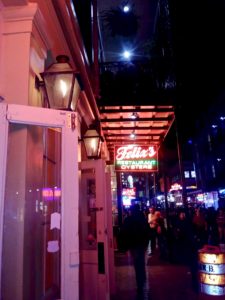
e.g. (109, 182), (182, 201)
(91, 139), (96, 154)
(60, 79), (67, 97)
(199, 253), (225, 264)
(199, 273), (225, 285)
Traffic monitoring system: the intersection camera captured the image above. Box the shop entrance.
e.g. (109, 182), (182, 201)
(79, 159), (115, 300)
(0, 104), (79, 300)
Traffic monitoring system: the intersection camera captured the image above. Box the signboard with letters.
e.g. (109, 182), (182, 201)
(115, 144), (158, 172)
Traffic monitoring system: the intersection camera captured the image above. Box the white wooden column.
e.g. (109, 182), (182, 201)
(1, 2), (49, 106)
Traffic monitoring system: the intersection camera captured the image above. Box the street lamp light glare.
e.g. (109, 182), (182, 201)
(123, 5), (130, 13)
(123, 50), (131, 59)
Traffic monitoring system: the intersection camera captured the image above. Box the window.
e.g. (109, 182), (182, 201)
(191, 171), (196, 178)
(184, 171), (190, 178)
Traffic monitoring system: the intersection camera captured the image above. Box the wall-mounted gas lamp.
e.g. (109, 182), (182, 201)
(37, 55), (82, 111)
(82, 122), (104, 159)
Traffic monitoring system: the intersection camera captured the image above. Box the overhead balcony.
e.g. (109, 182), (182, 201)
(98, 59), (176, 106)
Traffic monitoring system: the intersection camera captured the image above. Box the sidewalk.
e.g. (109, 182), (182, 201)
(111, 250), (225, 300)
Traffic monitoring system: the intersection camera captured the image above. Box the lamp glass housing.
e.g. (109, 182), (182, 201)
(41, 56), (81, 111)
(83, 128), (102, 159)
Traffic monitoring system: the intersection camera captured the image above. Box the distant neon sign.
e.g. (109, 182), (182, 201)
(42, 187), (61, 201)
(115, 145), (158, 172)
(42, 188), (54, 200)
(169, 183), (182, 191)
(122, 188), (136, 197)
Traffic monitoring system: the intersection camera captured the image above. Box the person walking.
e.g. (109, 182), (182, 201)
(121, 204), (150, 295)
(147, 206), (158, 255)
(155, 211), (168, 260)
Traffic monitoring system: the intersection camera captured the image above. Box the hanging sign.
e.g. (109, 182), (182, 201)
(115, 144), (158, 172)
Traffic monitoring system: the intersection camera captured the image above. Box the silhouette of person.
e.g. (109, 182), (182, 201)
(121, 204), (149, 294)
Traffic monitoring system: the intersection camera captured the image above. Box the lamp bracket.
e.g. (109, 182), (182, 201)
(35, 75), (44, 90)
(71, 113), (76, 131)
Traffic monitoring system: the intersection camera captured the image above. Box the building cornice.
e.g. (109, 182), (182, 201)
(2, 3), (51, 51)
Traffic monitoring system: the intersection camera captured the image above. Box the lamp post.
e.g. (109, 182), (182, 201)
(40, 55), (81, 111)
(174, 107), (188, 209)
(82, 122), (103, 159)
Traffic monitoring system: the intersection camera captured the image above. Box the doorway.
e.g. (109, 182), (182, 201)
(0, 104), (79, 300)
(79, 159), (114, 300)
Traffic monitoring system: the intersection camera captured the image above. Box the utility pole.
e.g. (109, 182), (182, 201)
(174, 107), (188, 209)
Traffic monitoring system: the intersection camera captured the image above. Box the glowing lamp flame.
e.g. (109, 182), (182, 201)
(60, 80), (67, 97)
(91, 139), (96, 154)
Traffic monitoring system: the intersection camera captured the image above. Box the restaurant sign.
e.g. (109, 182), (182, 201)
(115, 145), (158, 172)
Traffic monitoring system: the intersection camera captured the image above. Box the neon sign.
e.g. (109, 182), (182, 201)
(115, 145), (158, 172)
(122, 188), (136, 197)
(169, 183), (182, 191)
(42, 187), (61, 201)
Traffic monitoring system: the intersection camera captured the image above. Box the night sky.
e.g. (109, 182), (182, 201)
(174, 0), (225, 109)
(98, 0), (225, 145)
(164, 0), (225, 147)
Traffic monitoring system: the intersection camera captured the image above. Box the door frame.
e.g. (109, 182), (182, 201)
(79, 159), (110, 300)
(0, 103), (79, 300)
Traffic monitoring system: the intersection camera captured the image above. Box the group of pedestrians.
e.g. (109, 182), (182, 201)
(119, 203), (225, 295)
(147, 205), (225, 261)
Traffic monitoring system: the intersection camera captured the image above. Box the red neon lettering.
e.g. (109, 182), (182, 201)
(122, 188), (136, 196)
(116, 145), (156, 160)
(42, 189), (53, 198)
(54, 190), (61, 197)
